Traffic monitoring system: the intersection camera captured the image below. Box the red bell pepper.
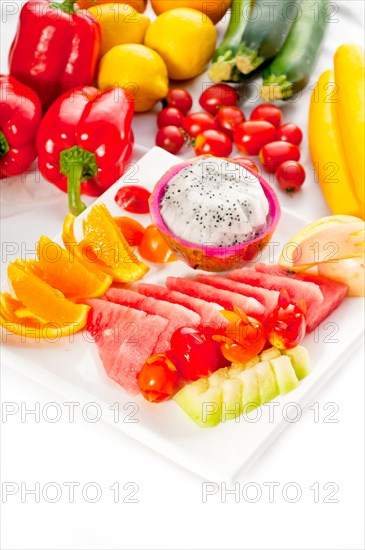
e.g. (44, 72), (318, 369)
(9, 0), (100, 109)
(37, 86), (134, 215)
(0, 75), (42, 179)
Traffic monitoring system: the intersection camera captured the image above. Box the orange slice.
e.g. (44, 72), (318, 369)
(35, 236), (112, 300)
(0, 292), (84, 339)
(63, 204), (149, 283)
(7, 262), (90, 329)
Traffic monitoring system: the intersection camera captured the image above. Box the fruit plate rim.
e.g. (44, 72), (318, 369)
(1, 147), (364, 483)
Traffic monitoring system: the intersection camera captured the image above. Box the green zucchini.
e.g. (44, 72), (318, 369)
(236, 0), (300, 75)
(208, 0), (253, 83)
(260, 0), (328, 100)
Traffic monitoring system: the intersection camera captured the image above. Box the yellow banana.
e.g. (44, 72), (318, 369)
(308, 69), (364, 219)
(334, 43), (365, 206)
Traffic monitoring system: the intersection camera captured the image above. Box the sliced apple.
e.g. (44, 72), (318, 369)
(283, 346), (311, 380)
(279, 215), (364, 268)
(174, 378), (222, 428)
(254, 361), (280, 404)
(318, 257), (365, 297)
(269, 356), (299, 394)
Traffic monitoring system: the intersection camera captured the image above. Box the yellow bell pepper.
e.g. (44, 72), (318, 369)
(308, 69), (364, 219)
(78, 0), (147, 12)
(334, 43), (365, 206)
(88, 3), (150, 58)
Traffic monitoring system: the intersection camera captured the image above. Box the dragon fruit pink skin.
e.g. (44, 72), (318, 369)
(149, 156), (281, 272)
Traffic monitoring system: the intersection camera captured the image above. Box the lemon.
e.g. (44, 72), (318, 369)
(88, 4), (150, 58)
(144, 8), (217, 80)
(98, 44), (169, 112)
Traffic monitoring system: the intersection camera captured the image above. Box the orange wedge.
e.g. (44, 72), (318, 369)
(35, 236), (112, 300)
(7, 262), (89, 330)
(63, 205), (149, 283)
(0, 292), (84, 339)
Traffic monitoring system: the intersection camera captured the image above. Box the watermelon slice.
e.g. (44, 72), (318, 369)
(138, 283), (227, 327)
(227, 268), (323, 331)
(105, 288), (200, 352)
(87, 299), (168, 394)
(254, 263), (348, 331)
(196, 274), (279, 317)
(165, 277), (265, 318)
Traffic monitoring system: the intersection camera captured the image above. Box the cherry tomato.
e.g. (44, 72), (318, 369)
(199, 84), (238, 115)
(276, 161), (306, 192)
(234, 121), (277, 156)
(157, 107), (184, 129)
(216, 106), (245, 139)
(259, 141), (301, 173)
(165, 87), (193, 115)
(170, 327), (220, 381)
(213, 308), (266, 364)
(276, 123), (303, 145)
(194, 129), (233, 157)
(115, 185), (151, 214)
(250, 104), (283, 128)
(156, 126), (185, 154)
(138, 224), (177, 263)
(182, 112), (217, 138)
(267, 289), (306, 350)
(113, 217), (145, 246)
(138, 353), (178, 403)
(232, 157), (259, 173)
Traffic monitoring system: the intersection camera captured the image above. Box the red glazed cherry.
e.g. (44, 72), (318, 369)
(156, 126), (185, 154)
(199, 83), (238, 115)
(170, 327), (220, 381)
(165, 88), (193, 115)
(250, 104), (283, 128)
(194, 129), (233, 157)
(115, 185), (151, 214)
(216, 106), (245, 139)
(157, 107), (184, 129)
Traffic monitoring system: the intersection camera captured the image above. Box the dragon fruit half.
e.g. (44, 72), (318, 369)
(150, 156), (281, 272)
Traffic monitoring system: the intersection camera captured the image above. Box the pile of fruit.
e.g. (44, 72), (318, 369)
(156, 84), (306, 193)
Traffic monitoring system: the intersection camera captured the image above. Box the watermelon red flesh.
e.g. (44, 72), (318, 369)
(254, 263), (348, 331)
(165, 277), (265, 319)
(228, 268), (323, 332)
(86, 299), (168, 394)
(105, 288), (200, 352)
(196, 274), (279, 317)
(138, 283), (228, 328)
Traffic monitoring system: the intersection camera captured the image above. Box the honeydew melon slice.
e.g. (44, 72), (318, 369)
(209, 368), (242, 421)
(269, 356), (299, 394)
(220, 379), (243, 422)
(260, 347), (281, 362)
(174, 378), (222, 428)
(255, 361), (280, 403)
(283, 346), (311, 380)
(236, 368), (261, 412)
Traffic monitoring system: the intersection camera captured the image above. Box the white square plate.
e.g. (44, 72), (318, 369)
(1, 147), (364, 482)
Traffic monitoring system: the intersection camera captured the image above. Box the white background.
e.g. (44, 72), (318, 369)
(1, 1), (364, 549)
